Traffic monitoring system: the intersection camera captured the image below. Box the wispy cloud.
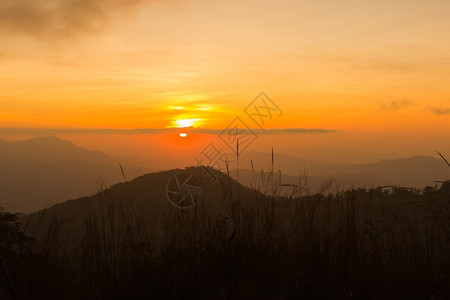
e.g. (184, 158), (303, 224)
(429, 106), (450, 115)
(0, 0), (158, 38)
(312, 54), (424, 73)
(368, 63), (418, 73)
(192, 128), (337, 135)
(0, 127), (337, 135)
(379, 98), (414, 111)
(255, 128), (336, 134)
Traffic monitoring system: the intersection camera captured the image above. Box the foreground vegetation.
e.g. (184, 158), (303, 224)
(1, 170), (450, 299)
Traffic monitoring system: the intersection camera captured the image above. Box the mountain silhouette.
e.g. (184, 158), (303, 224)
(229, 169), (393, 194)
(309, 155), (449, 188)
(2, 137), (448, 214)
(0, 136), (150, 213)
(19, 161), (449, 246)
(233, 151), (448, 193)
(21, 166), (259, 242)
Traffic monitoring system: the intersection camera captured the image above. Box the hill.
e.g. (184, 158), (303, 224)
(20, 166), (258, 240)
(14, 165), (450, 299)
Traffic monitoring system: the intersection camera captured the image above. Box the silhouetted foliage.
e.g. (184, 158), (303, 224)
(0, 209), (34, 257)
(5, 170), (450, 299)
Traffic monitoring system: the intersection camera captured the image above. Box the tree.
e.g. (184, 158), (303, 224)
(0, 208), (34, 258)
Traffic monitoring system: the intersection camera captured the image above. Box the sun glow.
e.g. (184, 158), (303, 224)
(172, 118), (201, 128)
(179, 132), (188, 138)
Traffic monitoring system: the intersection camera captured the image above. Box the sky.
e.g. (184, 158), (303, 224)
(1, 0), (449, 164)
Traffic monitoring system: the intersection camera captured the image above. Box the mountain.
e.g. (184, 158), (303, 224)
(229, 169), (393, 195)
(237, 150), (327, 174)
(20, 166), (259, 241)
(19, 162), (449, 244)
(0, 136), (151, 213)
(2, 136), (448, 213)
(236, 152), (449, 189)
(309, 155), (449, 188)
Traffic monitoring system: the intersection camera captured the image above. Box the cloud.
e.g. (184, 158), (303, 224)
(0, 0), (156, 38)
(368, 63), (418, 73)
(190, 128), (336, 135)
(250, 128), (336, 134)
(0, 127), (337, 135)
(312, 53), (439, 74)
(379, 98), (414, 111)
(429, 107), (450, 115)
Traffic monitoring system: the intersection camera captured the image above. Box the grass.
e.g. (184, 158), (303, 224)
(1, 152), (449, 299)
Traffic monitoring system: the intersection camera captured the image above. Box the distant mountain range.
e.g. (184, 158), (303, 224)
(1, 136), (448, 214)
(309, 155), (449, 188)
(228, 169), (392, 196)
(235, 151), (449, 190)
(0, 136), (151, 213)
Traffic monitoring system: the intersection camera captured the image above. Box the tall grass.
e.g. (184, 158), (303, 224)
(4, 157), (450, 299)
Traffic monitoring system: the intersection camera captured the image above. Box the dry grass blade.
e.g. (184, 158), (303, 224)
(0, 255), (16, 296)
(119, 163), (133, 200)
(271, 146), (274, 172)
(436, 151), (450, 167)
(251, 159), (257, 190)
(119, 163), (127, 182)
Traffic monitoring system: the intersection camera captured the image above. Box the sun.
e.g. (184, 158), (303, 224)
(169, 117), (201, 138)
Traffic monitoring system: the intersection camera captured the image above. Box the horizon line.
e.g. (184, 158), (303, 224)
(0, 127), (337, 135)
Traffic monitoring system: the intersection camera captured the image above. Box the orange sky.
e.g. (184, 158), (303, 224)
(1, 0), (449, 160)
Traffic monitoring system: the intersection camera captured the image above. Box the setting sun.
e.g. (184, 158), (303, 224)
(179, 132), (187, 138)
